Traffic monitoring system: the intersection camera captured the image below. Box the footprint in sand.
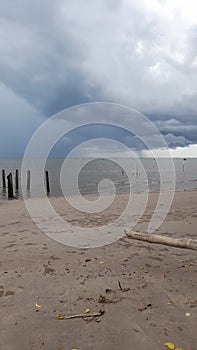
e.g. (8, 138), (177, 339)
(43, 264), (56, 275)
(0, 287), (15, 297)
(0, 286), (4, 297)
(5, 290), (15, 296)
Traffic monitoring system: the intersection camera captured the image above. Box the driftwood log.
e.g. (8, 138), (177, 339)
(125, 230), (197, 251)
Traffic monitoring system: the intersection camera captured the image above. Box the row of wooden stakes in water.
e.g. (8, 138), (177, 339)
(1, 169), (50, 198)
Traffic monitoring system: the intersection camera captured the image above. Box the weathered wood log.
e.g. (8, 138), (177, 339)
(27, 170), (31, 191)
(45, 171), (50, 194)
(7, 173), (14, 199)
(125, 230), (197, 251)
(15, 169), (19, 192)
(2, 169), (6, 189)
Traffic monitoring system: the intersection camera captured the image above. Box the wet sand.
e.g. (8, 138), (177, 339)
(0, 190), (197, 350)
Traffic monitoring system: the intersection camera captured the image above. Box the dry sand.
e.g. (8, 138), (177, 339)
(0, 190), (197, 350)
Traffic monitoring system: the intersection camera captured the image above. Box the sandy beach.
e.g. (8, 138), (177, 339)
(0, 189), (197, 350)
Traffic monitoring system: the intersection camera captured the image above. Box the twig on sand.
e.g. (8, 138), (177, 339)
(118, 280), (122, 290)
(58, 310), (105, 320)
(125, 230), (197, 251)
(118, 280), (130, 293)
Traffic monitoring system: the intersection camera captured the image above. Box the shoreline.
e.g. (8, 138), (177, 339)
(1, 186), (197, 202)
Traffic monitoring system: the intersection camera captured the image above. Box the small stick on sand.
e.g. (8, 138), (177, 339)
(118, 280), (122, 290)
(125, 230), (197, 251)
(59, 310), (105, 320)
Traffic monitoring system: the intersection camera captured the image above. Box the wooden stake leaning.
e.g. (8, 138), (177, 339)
(125, 230), (197, 251)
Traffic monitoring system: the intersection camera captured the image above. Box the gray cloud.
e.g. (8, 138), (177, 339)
(164, 133), (190, 148)
(0, 0), (196, 151)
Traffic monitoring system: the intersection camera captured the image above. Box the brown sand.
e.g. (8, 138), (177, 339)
(0, 190), (197, 350)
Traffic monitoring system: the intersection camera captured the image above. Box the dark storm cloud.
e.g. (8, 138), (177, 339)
(0, 0), (196, 151)
(51, 124), (147, 158)
(0, 0), (100, 114)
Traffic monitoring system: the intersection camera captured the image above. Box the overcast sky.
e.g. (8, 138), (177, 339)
(0, 0), (196, 157)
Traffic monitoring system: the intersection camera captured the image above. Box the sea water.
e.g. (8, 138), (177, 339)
(0, 158), (197, 199)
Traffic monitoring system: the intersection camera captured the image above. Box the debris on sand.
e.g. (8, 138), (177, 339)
(56, 310), (105, 320)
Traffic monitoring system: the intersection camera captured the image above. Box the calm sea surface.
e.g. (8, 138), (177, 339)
(0, 158), (197, 199)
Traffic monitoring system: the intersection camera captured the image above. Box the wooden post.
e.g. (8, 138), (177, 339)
(2, 169), (6, 189)
(45, 171), (50, 194)
(15, 169), (19, 192)
(7, 173), (14, 199)
(182, 158), (187, 172)
(27, 170), (31, 191)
